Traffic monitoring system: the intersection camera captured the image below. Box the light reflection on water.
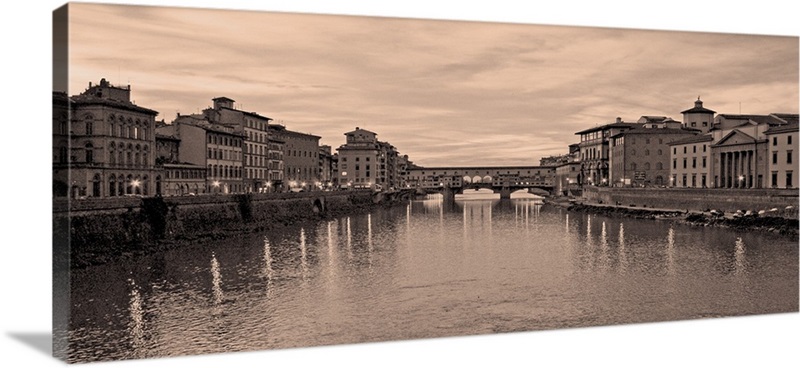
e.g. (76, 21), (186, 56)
(67, 198), (799, 363)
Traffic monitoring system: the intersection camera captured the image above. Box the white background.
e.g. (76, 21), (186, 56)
(1, 1), (798, 367)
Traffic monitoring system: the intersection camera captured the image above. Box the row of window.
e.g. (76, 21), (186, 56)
(207, 164), (242, 179)
(247, 130), (268, 143)
(772, 135), (793, 146)
(673, 157), (707, 170)
(207, 148), (241, 161)
(772, 150), (793, 165)
(164, 169), (204, 180)
(674, 144), (707, 155)
(629, 162), (664, 170)
(285, 166), (316, 180)
(207, 134), (242, 147)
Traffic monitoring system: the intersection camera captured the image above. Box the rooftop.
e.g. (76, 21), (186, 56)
(666, 134), (714, 146)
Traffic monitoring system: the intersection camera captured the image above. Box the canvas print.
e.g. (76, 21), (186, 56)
(52, 3), (799, 364)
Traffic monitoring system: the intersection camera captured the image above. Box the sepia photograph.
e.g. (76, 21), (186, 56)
(3, 1), (800, 367)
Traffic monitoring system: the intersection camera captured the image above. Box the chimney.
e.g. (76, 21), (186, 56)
(615, 117), (622, 123)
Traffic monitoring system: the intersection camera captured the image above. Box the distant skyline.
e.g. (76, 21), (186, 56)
(66, 3), (798, 167)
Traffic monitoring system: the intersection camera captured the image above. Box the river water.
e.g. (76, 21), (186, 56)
(66, 197), (798, 363)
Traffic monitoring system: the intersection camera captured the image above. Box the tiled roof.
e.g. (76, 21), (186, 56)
(765, 122), (799, 135)
(575, 122), (641, 135)
(666, 134), (714, 145)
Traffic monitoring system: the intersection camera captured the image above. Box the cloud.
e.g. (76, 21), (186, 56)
(67, 3), (798, 167)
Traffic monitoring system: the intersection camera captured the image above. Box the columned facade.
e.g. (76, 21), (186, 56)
(715, 147), (763, 189)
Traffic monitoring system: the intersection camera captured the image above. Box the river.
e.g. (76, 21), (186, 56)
(65, 197), (799, 363)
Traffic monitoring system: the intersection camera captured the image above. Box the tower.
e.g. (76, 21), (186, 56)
(681, 97), (716, 133)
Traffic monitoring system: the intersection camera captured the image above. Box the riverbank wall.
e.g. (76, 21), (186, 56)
(581, 187), (799, 219)
(54, 191), (403, 268)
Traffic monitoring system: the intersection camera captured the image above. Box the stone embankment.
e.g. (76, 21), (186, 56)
(546, 198), (798, 238)
(54, 190), (409, 269)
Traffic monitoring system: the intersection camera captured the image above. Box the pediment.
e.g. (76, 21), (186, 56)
(714, 129), (757, 146)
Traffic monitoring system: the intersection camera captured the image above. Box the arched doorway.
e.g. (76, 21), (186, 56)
(92, 174), (101, 197)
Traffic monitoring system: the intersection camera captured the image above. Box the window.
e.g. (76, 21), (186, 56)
(85, 143), (93, 163)
(691, 175), (696, 187)
(693, 145), (696, 153)
(683, 158), (687, 169)
(788, 150), (793, 164)
(789, 135), (793, 145)
(85, 121), (93, 135)
(692, 158), (696, 168)
(702, 122), (708, 127)
(673, 147), (676, 155)
(702, 157), (707, 168)
(656, 162), (663, 170)
(771, 171), (778, 187)
(703, 145), (706, 152)
(773, 137), (778, 146)
(683, 147), (687, 154)
(691, 122), (696, 127)
(682, 174), (687, 187)
(673, 159), (677, 169)
(658, 149), (662, 155)
(644, 162), (650, 170)
(701, 175), (707, 187)
(773, 151), (778, 164)
(788, 171), (794, 188)
(645, 149), (650, 156)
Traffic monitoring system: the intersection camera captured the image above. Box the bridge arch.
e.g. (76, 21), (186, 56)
(463, 175), (472, 184)
(483, 175), (492, 183)
(472, 175), (482, 183)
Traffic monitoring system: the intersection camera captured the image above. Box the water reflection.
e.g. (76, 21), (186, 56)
(666, 227), (676, 276)
(734, 237), (746, 275)
(263, 237), (274, 297)
(618, 223), (628, 273)
(210, 253), (223, 312)
(128, 278), (145, 353)
(67, 199), (799, 363)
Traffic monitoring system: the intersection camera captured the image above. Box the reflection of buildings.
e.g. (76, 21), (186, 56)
(53, 79), (159, 198)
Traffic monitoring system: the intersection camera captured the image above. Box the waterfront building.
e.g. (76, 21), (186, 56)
(318, 145), (335, 189)
(334, 127), (405, 190)
(201, 97), (273, 193)
(271, 124), (320, 190)
(53, 78), (159, 198)
(552, 144), (581, 196)
(267, 132), (285, 191)
(575, 117), (641, 186)
(155, 133), (207, 195)
(666, 135), (714, 188)
(765, 122), (799, 188)
(336, 127), (381, 189)
(609, 125), (700, 187)
(668, 110), (798, 189)
(156, 114), (245, 194)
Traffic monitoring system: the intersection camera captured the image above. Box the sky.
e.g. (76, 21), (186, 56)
(65, 3), (799, 167)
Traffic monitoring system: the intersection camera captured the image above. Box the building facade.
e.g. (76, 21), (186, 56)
(271, 125), (320, 190)
(157, 115), (245, 194)
(668, 110), (798, 189)
(765, 122), (798, 188)
(155, 133), (207, 195)
(202, 97), (274, 193)
(667, 135), (714, 188)
(609, 126), (699, 187)
(318, 145), (335, 189)
(575, 118), (641, 186)
(53, 78), (159, 199)
(336, 127), (381, 189)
